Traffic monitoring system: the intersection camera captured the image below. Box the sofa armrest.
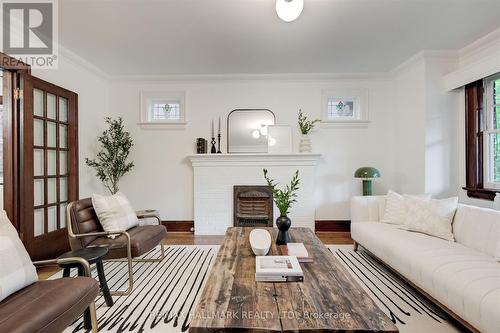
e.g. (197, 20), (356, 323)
(350, 195), (386, 223)
(33, 257), (92, 277)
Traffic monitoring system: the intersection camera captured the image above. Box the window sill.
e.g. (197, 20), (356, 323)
(462, 187), (497, 201)
(321, 120), (371, 128)
(138, 122), (187, 130)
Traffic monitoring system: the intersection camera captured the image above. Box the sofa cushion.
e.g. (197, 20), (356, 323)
(453, 204), (500, 258)
(0, 277), (99, 333)
(0, 211), (38, 302)
(88, 224), (166, 258)
(352, 222), (500, 333)
(380, 191), (431, 225)
(404, 196), (457, 241)
(92, 192), (139, 235)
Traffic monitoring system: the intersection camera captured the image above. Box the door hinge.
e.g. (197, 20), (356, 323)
(14, 88), (23, 100)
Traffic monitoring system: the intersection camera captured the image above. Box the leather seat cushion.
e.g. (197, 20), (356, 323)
(0, 277), (99, 333)
(88, 225), (166, 258)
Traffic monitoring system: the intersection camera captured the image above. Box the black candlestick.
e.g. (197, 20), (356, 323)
(217, 133), (222, 153)
(210, 137), (217, 153)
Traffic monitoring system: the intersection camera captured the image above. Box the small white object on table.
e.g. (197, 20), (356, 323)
(249, 229), (271, 256)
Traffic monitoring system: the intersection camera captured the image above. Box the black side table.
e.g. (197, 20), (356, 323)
(58, 247), (113, 329)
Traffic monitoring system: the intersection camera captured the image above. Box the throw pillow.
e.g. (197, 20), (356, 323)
(380, 190), (431, 225)
(0, 210), (38, 302)
(92, 192), (139, 235)
(404, 196), (458, 241)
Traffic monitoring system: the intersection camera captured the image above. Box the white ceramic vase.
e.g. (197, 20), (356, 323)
(299, 134), (312, 153)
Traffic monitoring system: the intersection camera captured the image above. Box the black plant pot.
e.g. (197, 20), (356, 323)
(275, 215), (291, 245)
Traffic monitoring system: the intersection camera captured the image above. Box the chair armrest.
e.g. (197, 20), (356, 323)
(72, 230), (127, 239)
(136, 210), (162, 225)
(350, 195), (386, 223)
(33, 257), (92, 277)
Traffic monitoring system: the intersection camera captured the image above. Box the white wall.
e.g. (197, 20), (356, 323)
(108, 78), (397, 221)
(424, 57), (460, 198)
(28, 30), (500, 223)
(31, 52), (112, 197)
(390, 57), (427, 194)
(389, 53), (461, 199)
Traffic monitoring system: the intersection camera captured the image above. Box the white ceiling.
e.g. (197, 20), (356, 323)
(59, 0), (500, 76)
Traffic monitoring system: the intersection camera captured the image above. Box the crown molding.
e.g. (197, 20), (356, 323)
(389, 50), (458, 77)
(108, 72), (392, 83)
(459, 27), (500, 65)
(58, 45), (111, 81)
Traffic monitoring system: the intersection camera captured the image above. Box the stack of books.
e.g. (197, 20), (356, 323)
(255, 256), (304, 282)
(278, 243), (314, 263)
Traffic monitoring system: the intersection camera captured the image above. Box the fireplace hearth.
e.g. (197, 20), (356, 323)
(233, 186), (273, 227)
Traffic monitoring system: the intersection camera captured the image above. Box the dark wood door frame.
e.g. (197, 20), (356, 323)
(1, 52), (30, 232)
(20, 75), (78, 259)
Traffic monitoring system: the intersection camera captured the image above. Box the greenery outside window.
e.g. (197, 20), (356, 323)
(484, 74), (500, 189)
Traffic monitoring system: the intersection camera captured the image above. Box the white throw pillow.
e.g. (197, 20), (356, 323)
(380, 190), (431, 225)
(404, 196), (458, 241)
(0, 210), (38, 302)
(92, 192), (139, 235)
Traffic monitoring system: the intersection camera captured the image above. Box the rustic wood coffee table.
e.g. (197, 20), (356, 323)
(191, 227), (398, 333)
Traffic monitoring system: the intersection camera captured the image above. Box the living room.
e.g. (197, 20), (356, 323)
(0, 0), (499, 333)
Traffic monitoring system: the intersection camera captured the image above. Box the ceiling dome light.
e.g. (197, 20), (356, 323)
(276, 0), (303, 22)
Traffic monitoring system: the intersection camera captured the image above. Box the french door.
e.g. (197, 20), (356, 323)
(20, 74), (78, 260)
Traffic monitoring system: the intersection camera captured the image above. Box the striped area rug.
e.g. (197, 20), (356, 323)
(51, 245), (463, 333)
(328, 245), (462, 333)
(51, 245), (218, 333)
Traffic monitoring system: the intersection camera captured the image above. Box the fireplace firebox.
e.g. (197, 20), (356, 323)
(233, 186), (273, 227)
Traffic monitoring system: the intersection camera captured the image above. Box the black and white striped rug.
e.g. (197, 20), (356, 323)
(328, 246), (461, 333)
(51, 245), (462, 333)
(51, 245), (218, 333)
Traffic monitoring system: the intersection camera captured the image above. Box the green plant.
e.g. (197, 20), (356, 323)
(263, 169), (300, 216)
(298, 109), (320, 135)
(85, 117), (134, 194)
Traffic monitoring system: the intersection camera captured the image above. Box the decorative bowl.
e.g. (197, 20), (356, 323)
(249, 229), (271, 256)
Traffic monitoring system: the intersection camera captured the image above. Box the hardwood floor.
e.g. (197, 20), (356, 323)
(37, 231), (353, 279)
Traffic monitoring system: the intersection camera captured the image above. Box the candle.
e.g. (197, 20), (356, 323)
(218, 116), (221, 134)
(212, 119), (214, 137)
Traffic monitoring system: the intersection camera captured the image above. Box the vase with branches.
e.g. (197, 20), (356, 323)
(297, 109), (320, 153)
(85, 117), (134, 194)
(263, 168), (300, 244)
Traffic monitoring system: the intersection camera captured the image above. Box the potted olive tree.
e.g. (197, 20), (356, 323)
(298, 109), (320, 153)
(85, 117), (134, 194)
(263, 169), (300, 245)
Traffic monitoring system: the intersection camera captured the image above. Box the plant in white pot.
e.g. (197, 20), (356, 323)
(298, 109), (320, 153)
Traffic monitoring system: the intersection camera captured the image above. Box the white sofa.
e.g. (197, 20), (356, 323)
(350, 195), (500, 333)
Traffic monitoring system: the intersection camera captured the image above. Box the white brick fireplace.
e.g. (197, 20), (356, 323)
(188, 153), (321, 235)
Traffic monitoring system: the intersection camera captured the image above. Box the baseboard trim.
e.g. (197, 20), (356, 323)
(162, 220), (351, 233)
(315, 220), (351, 232)
(162, 221), (194, 232)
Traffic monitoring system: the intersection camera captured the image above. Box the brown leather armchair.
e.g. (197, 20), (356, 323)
(67, 198), (167, 295)
(0, 257), (99, 333)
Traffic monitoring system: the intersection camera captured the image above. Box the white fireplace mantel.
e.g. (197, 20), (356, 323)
(188, 153), (321, 235)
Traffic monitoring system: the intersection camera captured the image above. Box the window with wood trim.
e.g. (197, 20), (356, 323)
(464, 74), (500, 200)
